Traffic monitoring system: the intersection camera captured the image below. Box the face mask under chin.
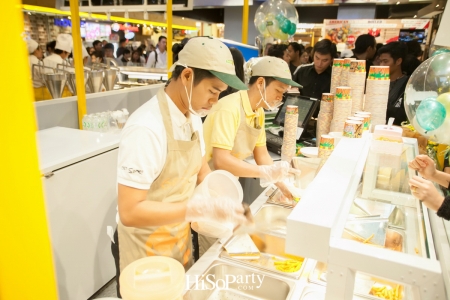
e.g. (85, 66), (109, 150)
(183, 71), (211, 117)
(257, 80), (279, 112)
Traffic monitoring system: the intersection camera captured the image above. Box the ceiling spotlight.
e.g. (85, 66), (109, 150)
(137, 24), (140, 27)
(27, 11), (31, 15)
(124, 11), (129, 19)
(144, 11), (148, 20)
(396, 1), (400, 4)
(68, 16), (71, 19)
(182, 17), (185, 20)
(413, 15), (417, 18)
(436, 4), (439, 7)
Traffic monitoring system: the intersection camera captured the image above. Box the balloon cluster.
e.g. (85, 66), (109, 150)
(404, 53), (450, 145)
(254, 0), (299, 41)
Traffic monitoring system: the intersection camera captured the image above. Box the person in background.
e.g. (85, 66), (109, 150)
(300, 49), (311, 64)
(219, 47), (245, 99)
(268, 44), (290, 65)
(27, 39), (47, 101)
(93, 40), (103, 52)
(129, 50), (144, 66)
(90, 50), (104, 64)
(117, 48), (131, 66)
(305, 46), (313, 63)
(202, 56), (301, 256)
(146, 35), (167, 69)
(294, 39), (334, 117)
(116, 38), (128, 58)
(409, 155), (450, 220)
(403, 41), (423, 76)
(103, 43), (118, 66)
(351, 34), (377, 77)
(287, 42), (305, 75)
(135, 47), (146, 65)
(42, 34), (73, 98)
(372, 43), (384, 66)
(102, 40), (108, 47)
(264, 43), (273, 56)
(46, 40), (56, 57)
(378, 42), (409, 125)
(138, 44), (147, 60)
(87, 47), (95, 55)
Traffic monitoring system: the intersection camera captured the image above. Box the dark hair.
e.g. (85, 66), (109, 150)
(104, 43), (114, 50)
(122, 48), (131, 55)
(170, 66), (216, 86)
(92, 50), (104, 59)
(268, 44), (287, 60)
(305, 46), (313, 54)
(158, 36), (167, 42)
(229, 48), (245, 82)
(354, 34), (376, 55)
(46, 40), (56, 52)
(119, 38), (127, 44)
(289, 42), (305, 55)
(172, 43), (184, 63)
(93, 40), (101, 47)
(131, 50), (141, 62)
(313, 39), (337, 59)
(248, 76), (276, 87)
(54, 49), (63, 55)
(406, 41), (423, 57)
(378, 42), (407, 67)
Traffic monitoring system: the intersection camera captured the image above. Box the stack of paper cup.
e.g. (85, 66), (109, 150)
(355, 111), (371, 132)
(281, 105), (298, 163)
(318, 134), (335, 168)
(330, 87), (352, 132)
(341, 58), (357, 87)
(364, 66), (390, 126)
(316, 93), (334, 146)
(330, 59), (344, 95)
(343, 118), (363, 138)
(347, 60), (366, 115)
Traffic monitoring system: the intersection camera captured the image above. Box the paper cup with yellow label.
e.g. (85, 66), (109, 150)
(343, 120), (363, 138)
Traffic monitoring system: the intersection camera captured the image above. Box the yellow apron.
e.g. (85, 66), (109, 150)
(118, 88), (202, 272)
(200, 91), (262, 256)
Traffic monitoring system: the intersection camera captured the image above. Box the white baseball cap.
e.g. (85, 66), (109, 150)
(56, 33), (73, 53)
(26, 39), (39, 54)
(169, 37), (247, 90)
(250, 56), (302, 88)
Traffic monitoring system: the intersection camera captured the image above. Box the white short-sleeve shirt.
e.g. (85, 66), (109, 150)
(117, 93), (205, 190)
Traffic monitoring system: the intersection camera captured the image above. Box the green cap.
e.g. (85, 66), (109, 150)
(250, 56), (302, 88)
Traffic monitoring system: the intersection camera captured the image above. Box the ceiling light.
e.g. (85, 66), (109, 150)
(124, 11), (129, 19)
(182, 17), (185, 20)
(27, 12), (31, 15)
(436, 4), (439, 7)
(413, 15), (417, 18)
(396, 1), (400, 4)
(68, 16), (71, 19)
(144, 11), (148, 20)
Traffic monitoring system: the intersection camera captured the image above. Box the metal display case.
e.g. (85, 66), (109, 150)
(286, 136), (450, 300)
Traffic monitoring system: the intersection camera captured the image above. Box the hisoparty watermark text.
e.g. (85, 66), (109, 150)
(186, 273), (265, 291)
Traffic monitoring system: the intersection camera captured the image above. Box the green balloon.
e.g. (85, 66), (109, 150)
(288, 22), (297, 35)
(280, 19), (291, 34)
(432, 48), (450, 57)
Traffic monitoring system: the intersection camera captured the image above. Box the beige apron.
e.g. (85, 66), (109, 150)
(200, 91), (262, 256)
(118, 88), (202, 272)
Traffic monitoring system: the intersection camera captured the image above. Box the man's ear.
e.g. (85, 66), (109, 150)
(396, 58), (403, 67)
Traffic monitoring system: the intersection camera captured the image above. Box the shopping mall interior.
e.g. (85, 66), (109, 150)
(2, 0), (450, 299)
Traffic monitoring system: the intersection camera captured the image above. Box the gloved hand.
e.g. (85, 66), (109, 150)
(185, 194), (246, 226)
(259, 161), (290, 187)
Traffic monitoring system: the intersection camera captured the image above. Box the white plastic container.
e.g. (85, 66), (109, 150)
(371, 124), (403, 156)
(120, 256), (185, 300)
(191, 170), (243, 239)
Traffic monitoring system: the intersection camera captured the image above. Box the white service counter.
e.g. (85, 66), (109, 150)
(38, 127), (120, 300)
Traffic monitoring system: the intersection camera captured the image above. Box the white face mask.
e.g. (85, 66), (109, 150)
(183, 70), (210, 117)
(256, 79), (278, 112)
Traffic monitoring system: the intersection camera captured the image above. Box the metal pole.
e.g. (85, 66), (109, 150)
(242, 0), (249, 44)
(0, 0), (58, 299)
(70, 0), (88, 129)
(167, 0), (173, 74)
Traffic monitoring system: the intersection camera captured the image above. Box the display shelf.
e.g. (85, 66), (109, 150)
(287, 136), (448, 300)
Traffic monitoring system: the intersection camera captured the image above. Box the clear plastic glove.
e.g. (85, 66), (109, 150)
(259, 161), (290, 187)
(185, 194), (246, 226)
(408, 155), (437, 180)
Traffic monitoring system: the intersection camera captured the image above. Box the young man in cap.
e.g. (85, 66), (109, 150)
(27, 39), (47, 101)
(201, 56), (302, 255)
(112, 37), (249, 297)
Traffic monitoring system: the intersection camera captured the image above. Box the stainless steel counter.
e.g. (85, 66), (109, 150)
(183, 186), (318, 300)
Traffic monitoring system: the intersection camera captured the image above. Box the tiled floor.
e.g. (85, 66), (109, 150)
(89, 278), (118, 299)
